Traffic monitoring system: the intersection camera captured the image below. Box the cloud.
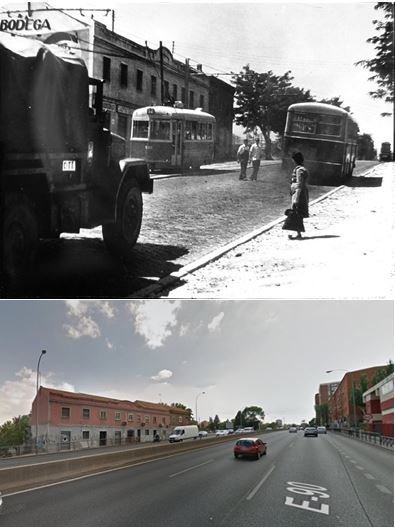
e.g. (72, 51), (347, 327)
(63, 301), (117, 339)
(208, 312), (225, 332)
(99, 302), (117, 319)
(151, 369), (173, 382)
(0, 368), (75, 425)
(105, 339), (114, 350)
(64, 316), (101, 339)
(128, 300), (182, 348)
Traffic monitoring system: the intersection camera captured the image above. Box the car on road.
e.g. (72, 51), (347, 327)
(234, 438), (267, 459)
(304, 427), (318, 437)
(198, 431), (209, 438)
(216, 430), (228, 437)
(288, 427), (298, 433)
(235, 428), (245, 434)
(317, 426), (327, 434)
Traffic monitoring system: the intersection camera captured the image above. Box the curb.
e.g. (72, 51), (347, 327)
(131, 184), (347, 298)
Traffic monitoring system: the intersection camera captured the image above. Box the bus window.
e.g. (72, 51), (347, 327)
(292, 113), (316, 134)
(150, 120), (171, 140)
(317, 114), (342, 137)
(191, 121), (198, 140)
(199, 123), (206, 140)
(133, 120), (149, 138)
(207, 123), (213, 140)
(185, 121), (192, 140)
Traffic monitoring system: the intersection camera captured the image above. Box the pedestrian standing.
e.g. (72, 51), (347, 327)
(249, 137), (263, 181)
(282, 151), (309, 240)
(236, 139), (250, 180)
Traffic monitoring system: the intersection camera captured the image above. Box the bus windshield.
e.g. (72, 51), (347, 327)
(132, 120), (149, 138)
(150, 120), (171, 140)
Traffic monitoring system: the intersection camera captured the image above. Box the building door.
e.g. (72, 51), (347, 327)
(127, 430), (135, 443)
(60, 431), (71, 450)
(137, 429), (141, 442)
(99, 431), (107, 446)
(171, 120), (182, 167)
(114, 431), (121, 445)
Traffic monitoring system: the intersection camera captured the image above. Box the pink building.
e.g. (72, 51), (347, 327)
(363, 373), (394, 437)
(31, 387), (191, 450)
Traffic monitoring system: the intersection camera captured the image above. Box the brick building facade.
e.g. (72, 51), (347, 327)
(363, 373), (394, 437)
(31, 387), (192, 450)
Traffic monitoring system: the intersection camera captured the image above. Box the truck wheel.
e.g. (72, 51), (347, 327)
(2, 194), (38, 291)
(102, 179), (143, 259)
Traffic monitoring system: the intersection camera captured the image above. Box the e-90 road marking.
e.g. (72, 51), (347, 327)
(284, 481), (330, 515)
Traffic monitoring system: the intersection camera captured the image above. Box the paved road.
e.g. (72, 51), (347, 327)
(1, 431), (392, 526)
(15, 160), (378, 298)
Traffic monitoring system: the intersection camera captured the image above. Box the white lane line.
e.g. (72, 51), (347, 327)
(350, 459), (357, 464)
(364, 473), (376, 480)
(246, 465), (276, 501)
(169, 459), (214, 478)
(355, 465), (364, 470)
(376, 484), (392, 495)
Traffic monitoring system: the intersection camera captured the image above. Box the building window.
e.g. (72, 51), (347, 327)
(103, 57), (111, 82)
(199, 95), (204, 109)
(153, 416), (157, 424)
(173, 84), (178, 101)
(164, 80), (169, 99)
(100, 410), (107, 420)
(145, 416), (149, 424)
(61, 407), (70, 418)
(115, 412), (121, 421)
(82, 408), (90, 419)
(145, 430), (150, 436)
(118, 114), (128, 139)
(178, 416), (183, 423)
(82, 431), (90, 440)
(136, 69), (143, 92)
(137, 415), (141, 422)
(189, 91), (194, 108)
(120, 63), (128, 87)
(128, 413), (134, 422)
(151, 76), (157, 97)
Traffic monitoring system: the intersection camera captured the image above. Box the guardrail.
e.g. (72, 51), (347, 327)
(331, 428), (394, 449)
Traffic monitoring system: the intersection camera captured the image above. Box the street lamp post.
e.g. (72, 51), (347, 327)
(326, 368), (358, 431)
(195, 391), (205, 426)
(36, 350), (47, 452)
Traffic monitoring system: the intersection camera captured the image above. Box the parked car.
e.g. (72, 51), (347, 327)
(235, 428), (245, 434)
(304, 427), (318, 437)
(288, 427), (298, 433)
(317, 426), (327, 434)
(234, 438), (267, 459)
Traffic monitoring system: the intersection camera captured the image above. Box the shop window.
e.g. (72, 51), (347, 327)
(82, 431), (90, 440)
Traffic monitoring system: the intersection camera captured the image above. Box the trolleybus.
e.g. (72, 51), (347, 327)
(282, 102), (358, 183)
(130, 105), (216, 171)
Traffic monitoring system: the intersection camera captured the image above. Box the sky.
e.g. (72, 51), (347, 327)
(42, 0), (394, 151)
(0, 300), (393, 426)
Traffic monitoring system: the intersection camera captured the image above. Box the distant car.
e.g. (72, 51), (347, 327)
(235, 428), (245, 434)
(198, 431), (208, 438)
(216, 430), (228, 437)
(242, 427), (255, 434)
(234, 438), (267, 459)
(266, 427), (273, 431)
(304, 427), (318, 437)
(289, 427), (298, 433)
(317, 426), (327, 434)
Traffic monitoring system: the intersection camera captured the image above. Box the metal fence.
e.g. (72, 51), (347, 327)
(331, 428), (394, 449)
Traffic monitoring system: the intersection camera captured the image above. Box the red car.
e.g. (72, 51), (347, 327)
(234, 437), (267, 459)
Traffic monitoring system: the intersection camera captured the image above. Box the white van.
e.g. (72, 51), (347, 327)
(168, 425), (199, 442)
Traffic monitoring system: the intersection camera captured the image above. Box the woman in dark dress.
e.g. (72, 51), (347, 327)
(282, 151), (309, 240)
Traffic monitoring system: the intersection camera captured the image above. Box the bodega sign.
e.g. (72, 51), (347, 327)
(0, 16), (52, 33)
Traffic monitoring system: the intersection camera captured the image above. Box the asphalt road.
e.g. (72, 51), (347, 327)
(0, 431), (392, 526)
(12, 160), (378, 298)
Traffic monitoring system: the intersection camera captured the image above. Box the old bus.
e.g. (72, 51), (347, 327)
(282, 102), (358, 184)
(130, 105), (216, 171)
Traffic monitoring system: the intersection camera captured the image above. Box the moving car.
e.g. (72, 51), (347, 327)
(289, 427), (298, 433)
(198, 431), (208, 438)
(304, 427), (318, 437)
(234, 438), (267, 459)
(216, 430), (228, 437)
(317, 426), (327, 434)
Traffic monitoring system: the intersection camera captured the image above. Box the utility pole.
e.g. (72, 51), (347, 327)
(185, 58), (190, 108)
(160, 41), (164, 105)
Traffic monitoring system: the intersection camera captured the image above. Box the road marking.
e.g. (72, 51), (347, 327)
(169, 459), (214, 478)
(246, 465), (275, 501)
(350, 459), (357, 463)
(375, 484), (392, 494)
(364, 473), (376, 480)
(355, 465), (364, 470)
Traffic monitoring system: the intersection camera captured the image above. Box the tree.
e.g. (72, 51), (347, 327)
(358, 133), (377, 160)
(171, 402), (193, 421)
(233, 66), (313, 159)
(237, 406), (265, 429)
(319, 97), (351, 113)
(370, 360), (394, 386)
(315, 403), (329, 426)
(0, 415), (31, 453)
(356, 3), (394, 108)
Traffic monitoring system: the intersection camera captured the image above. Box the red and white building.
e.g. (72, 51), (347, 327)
(363, 373), (394, 437)
(31, 387), (192, 450)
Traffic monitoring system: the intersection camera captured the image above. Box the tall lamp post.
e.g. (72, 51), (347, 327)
(36, 350), (47, 451)
(326, 368), (357, 430)
(195, 391), (205, 427)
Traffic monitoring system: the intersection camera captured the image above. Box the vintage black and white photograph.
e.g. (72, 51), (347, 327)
(0, 1), (393, 298)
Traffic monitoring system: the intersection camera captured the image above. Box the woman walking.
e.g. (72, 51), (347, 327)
(282, 151), (309, 240)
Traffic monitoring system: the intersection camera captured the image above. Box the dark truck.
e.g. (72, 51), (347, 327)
(379, 142), (392, 162)
(0, 32), (152, 290)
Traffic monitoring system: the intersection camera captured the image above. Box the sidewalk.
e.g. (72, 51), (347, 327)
(165, 163), (394, 299)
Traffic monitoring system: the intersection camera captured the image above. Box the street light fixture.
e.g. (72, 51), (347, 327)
(326, 368), (357, 430)
(36, 350), (47, 452)
(195, 391), (206, 426)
